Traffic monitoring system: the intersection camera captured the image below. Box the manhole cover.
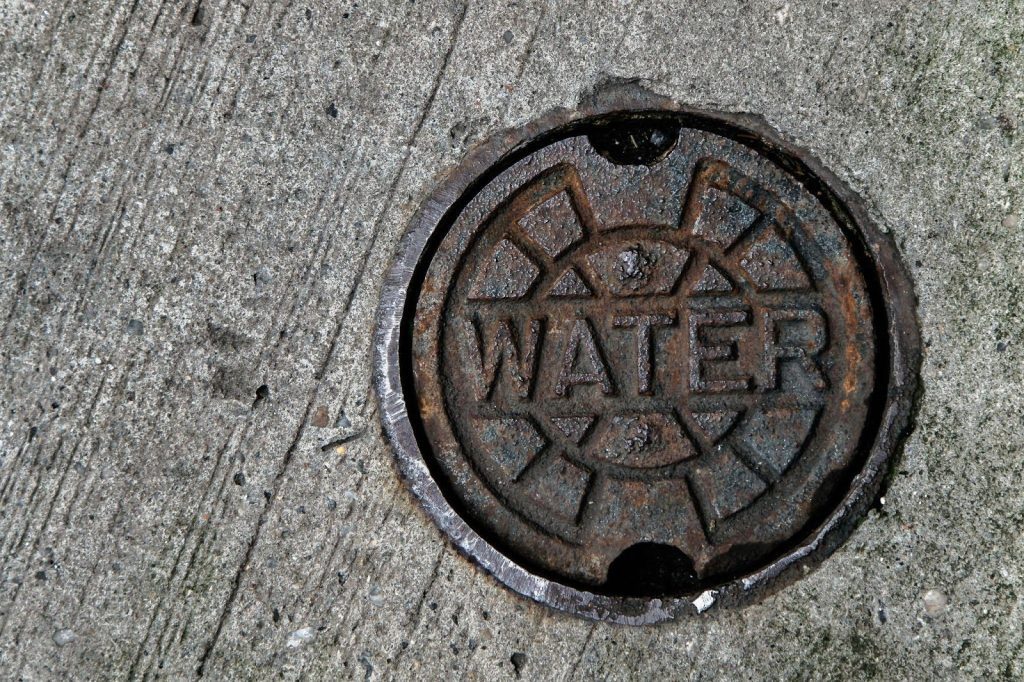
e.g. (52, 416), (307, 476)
(375, 87), (919, 622)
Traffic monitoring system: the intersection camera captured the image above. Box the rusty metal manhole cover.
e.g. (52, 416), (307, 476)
(375, 87), (919, 622)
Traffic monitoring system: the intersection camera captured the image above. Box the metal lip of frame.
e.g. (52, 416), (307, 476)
(373, 84), (921, 623)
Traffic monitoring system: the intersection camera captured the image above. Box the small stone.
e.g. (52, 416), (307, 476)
(774, 3), (790, 25)
(233, 471), (245, 486)
(367, 586), (384, 606)
(126, 319), (144, 335)
(358, 653), (374, 678)
(978, 115), (1000, 130)
(502, 30), (514, 44)
(286, 627), (315, 648)
(311, 405), (330, 428)
(335, 410), (351, 429)
(326, 102), (338, 118)
(253, 266), (273, 290)
(922, 589), (948, 616)
(53, 629), (77, 646)
(1002, 215), (1020, 229)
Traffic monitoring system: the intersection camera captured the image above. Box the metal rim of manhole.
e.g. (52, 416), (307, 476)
(374, 85), (920, 623)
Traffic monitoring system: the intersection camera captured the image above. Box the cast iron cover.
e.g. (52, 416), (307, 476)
(374, 87), (919, 623)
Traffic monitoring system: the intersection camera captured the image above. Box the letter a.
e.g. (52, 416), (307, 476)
(555, 318), (614, 397)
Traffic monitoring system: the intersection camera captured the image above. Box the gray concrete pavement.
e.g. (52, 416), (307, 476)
(1, 0), (1022, 679)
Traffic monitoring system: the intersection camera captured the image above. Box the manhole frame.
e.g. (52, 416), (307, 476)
(373, 85), (920, 623)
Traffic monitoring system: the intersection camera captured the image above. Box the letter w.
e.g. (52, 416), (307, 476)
(467, 316), (543, 401)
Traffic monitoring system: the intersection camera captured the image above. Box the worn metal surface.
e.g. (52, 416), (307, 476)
(375, 87), (920, 622)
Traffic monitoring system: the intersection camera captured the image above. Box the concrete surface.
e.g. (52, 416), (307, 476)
(0, 0), (1022, 679)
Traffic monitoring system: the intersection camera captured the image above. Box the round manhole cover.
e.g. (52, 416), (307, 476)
(375, 87), (919, 622)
